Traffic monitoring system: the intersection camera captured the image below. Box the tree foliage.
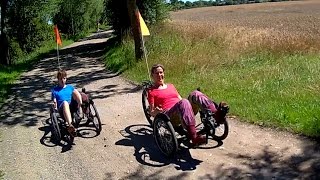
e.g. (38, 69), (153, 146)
(53, 0), (104, 38)
(0, 0), (10, 65)
(0, 0), (106, 65)
(0, 0), (62, 64)
(7, 0), (51, 52)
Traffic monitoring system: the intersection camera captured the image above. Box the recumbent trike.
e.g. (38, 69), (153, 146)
(141, 81), (230, 157)
(49, 88), (102, 143)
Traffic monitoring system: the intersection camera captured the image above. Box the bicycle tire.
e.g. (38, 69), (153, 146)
(89, 101), (102, 135)
(142, 89), (153, 126)
(212, 119), (229, 141)
(153, 114), (178, 157)
(50, 107), (61, 143)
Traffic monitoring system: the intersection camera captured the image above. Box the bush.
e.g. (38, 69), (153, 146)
(8, 39), (25, 64)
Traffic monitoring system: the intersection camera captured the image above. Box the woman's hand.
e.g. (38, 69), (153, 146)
(53, 99), (57, 110)
(155, 106), (163, 113)
(150, 104), (163, 117)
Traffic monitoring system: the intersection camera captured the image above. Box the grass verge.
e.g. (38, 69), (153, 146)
(104, 23), (320, 138)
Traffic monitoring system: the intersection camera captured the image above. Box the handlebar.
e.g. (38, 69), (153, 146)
(142, 80), (153, 89)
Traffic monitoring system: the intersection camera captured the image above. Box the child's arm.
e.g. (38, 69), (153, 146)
(51, 90), (57, 109)
(53, 98), (57, 109)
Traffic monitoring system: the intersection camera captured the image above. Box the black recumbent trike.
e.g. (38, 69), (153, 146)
(49, 88), (102, 143)
(141, 80), (230, 157)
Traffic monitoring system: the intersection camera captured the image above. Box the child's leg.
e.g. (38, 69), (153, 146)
(60, 101), (73, 126)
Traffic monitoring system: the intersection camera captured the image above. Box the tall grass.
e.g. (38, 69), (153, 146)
(105, 23), (320, 137)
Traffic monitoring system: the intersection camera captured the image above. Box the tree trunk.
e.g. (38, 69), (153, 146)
(127, 0), (145, 60)
(0, 0), (10, 66)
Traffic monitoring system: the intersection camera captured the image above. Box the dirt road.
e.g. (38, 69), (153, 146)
(0, 30), (319, 180)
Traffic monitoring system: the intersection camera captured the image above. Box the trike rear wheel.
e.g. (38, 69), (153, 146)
(88, 101), (102, 134)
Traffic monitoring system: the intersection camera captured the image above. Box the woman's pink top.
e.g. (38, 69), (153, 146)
(147, 84), (180, 110)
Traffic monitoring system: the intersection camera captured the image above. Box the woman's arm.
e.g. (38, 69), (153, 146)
(148, 90), (163, 117)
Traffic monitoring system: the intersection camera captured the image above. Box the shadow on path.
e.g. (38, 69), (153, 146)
(115, 124), (203, 172)
(0, 30), (133, 127)
(206, 139), (320, 179)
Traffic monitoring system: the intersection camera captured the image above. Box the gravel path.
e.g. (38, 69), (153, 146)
(0, 30), (319, 180)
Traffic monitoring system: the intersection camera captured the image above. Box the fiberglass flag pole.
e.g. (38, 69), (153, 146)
(56, 41), (60, 70)
(142, 35), (150, 81)
(138, 11), (151, 80)
(54, 25), (62, 70)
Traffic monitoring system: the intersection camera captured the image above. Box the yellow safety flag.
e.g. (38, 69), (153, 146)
(138, 11), (150, 36)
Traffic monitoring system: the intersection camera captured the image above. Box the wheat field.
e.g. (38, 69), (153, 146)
(170, 0), (320, 53)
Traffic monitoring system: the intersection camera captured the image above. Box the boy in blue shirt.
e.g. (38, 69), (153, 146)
(51, 69), (82, 136)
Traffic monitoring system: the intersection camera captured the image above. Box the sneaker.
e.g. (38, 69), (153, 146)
(191, 135), (206, 146)
(215, 101), (229, 124)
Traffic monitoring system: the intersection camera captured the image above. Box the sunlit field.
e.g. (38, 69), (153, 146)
(171, 0), (320, 54)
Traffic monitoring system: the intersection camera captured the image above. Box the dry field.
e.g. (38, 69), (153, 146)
(170, 0), (320, 53)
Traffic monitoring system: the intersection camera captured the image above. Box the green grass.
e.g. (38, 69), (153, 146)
(104, 24), (320, 138)
(0, 40), (73, 107)
(103, 37), (136, 73)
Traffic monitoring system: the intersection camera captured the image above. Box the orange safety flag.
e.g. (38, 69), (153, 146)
(138, 11), (150, 36)
(54, 25), (62, 46)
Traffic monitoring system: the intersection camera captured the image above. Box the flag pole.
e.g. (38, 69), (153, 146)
(54, 25), (62, 70)
(56, 42), (60, 70)
(142, 35), (151, 81)
(138, 11), (151, 81)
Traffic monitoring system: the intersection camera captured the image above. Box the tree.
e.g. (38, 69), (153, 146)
(185, 1), (193, 8)
(104, 0), (131, 39)
(127, 0), (144, 59)
(105, 0), (168, 60)
(0, 0), (10, 65)
(7, 0), (62, 53)
(53, 0), (105, 38)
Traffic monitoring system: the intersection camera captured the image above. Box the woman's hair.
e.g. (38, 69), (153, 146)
(151, 64), (165, 74)
(57, 69), (67, 79)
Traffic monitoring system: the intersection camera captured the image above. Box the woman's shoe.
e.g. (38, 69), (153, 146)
(187, 125), (207, 147)
(191, 135), (206, 146)
(67, 125), (77, 137)
(215, 101), (229, 124)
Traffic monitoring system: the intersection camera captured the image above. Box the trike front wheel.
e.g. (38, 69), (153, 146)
(212, 119), (229, 141)
(153, 114), (178, 157)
